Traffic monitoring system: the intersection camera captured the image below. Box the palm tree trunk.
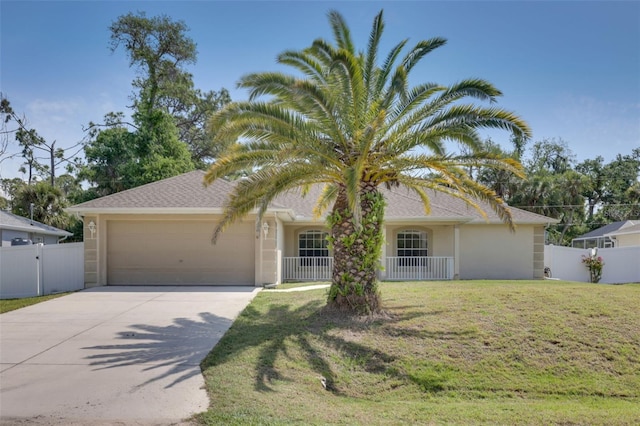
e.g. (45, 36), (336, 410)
(327, 183), (384, 314)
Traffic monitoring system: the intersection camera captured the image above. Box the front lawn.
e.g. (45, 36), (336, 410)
(196, 281), (640, 425)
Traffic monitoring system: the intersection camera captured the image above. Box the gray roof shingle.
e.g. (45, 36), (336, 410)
(68, 171), (231, 209)
(67, 170), (557, 224)
(603, 222), (640, 237)
(0, 210), (72, 236)
(575, 220), (639, 239)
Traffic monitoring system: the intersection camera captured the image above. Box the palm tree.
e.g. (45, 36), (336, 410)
(13, 181), (70, 229)
(204, 10), (531, 314)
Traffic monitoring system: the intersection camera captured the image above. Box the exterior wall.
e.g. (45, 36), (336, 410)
(1, 230), (63, 246)
(459, 224), (536, 279)
(284, 223), (458, 258)
(614, 233), (640, 248)
(383, 224), (455, 258)
(42, 235), (58, 244)
(1, 229), (26, 247)
(533, 225), (545, 279)
(283, 224), (330, 257)
(82, 211), (547, 286)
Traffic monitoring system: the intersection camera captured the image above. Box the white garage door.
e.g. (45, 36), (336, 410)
(107, 220), (255, 285)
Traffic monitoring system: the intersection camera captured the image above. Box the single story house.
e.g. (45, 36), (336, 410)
(0, 210), (72, 247)
(571, 220), (639, 249)
(604, 223), (640, 248)
(66, 170), (557, 287)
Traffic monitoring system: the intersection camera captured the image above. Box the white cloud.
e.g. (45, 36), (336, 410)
(27, 98), (83, 116)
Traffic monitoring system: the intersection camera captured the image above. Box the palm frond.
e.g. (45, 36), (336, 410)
(278, 50), (326, 83)
(205, 9), (531, 239)
(328, 10), (354, 53)
(364, 10), (384, 97)
(401, 37), (447, 72)
(376, 39), (408, 95)
(312, 183), (339, 218)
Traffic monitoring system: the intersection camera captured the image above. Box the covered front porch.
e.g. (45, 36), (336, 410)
(278, 220), (461, 283)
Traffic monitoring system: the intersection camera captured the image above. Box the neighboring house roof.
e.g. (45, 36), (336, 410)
(573, 220), (639, 240)
(0, 210), (72, 237)
(67, 170), (557, 225)
(604, 222), (640, 237)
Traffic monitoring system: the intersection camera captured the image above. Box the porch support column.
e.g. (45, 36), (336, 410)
(255, 220), (262, 287)
(379, 225), (387, 280)
(256, 216), (279, 287)
(83, 215), (99, 288)
(453, 224), (460, 280)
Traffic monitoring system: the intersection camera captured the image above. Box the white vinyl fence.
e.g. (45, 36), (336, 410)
(282, 257), (333, 282)
(0, 243), (84, 299)
(384, 256), (454, 281)
(544, 245), (640, 284)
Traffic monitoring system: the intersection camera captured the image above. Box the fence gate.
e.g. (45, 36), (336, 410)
(0, 243), (84, 299)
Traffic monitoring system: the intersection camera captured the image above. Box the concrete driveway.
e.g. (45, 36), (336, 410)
(0, 286), (260, 425)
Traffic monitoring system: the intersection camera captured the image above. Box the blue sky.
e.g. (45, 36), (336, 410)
(1, 0), (639, 181)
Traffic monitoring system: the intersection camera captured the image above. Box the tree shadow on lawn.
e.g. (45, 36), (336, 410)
(200, 299), (477, 395)
(82, 312), (233, 389)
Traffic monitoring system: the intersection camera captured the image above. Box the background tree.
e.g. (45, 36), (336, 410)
(576, 156), (606, 221)
(15, 127), (64, 186)
(80, 123), (137, 196)
(1, 95), (16, 167)
(0, 177), (26, 209)
(475, 138), (522, 201)
(12, 181), (70, 229)
(1, 94), (83, 186)
(506, 139), (586, 245)
(594, 150), (640, 222)
(81, 109), (194, 196)
(204, 10), (530, 315)
(107, 12), (230, 165)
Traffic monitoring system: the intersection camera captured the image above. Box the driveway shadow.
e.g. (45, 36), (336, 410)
(82, 312), (232, 389)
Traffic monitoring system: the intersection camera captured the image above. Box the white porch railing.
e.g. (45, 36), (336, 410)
(384, 256), (454, 281)
(282, 257), (333, 282)
(282, 256), (454, 282)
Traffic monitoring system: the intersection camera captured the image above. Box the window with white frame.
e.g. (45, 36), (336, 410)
(397, 229), (428, 257)
(298, 230), (329, 266)
(298, 230), (329, 257)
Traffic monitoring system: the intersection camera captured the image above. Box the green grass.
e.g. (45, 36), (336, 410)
(196, 281), (640, 425)
(0, 292), (71, 314)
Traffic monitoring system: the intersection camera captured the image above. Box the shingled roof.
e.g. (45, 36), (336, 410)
(0, 210), (72, 237)
(67, 170), (556, 224)
(574, 220), (639, 239)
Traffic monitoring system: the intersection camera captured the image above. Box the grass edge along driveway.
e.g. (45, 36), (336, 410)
(195, 280), (640, 425)
(0, 292), (72, 314)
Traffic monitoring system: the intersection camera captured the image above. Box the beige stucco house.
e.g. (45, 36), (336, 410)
(604, 223), (640, 248)
(66, 170), (557, 287)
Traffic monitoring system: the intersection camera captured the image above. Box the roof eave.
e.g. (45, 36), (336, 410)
(604, 230), (640, 237)
(467, 218), (560, 226)
(65, 206), (298, 218)
(0, 223), (72, 237)
(385, 216), (475, 224)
